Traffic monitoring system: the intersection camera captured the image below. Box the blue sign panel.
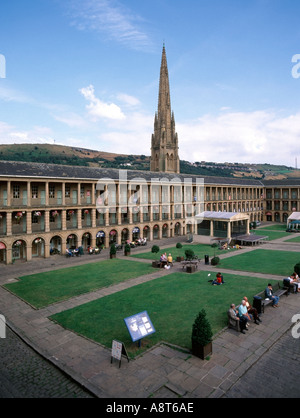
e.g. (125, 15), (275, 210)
(124, 311), (156, 343)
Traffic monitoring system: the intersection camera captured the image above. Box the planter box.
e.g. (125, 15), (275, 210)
(186, 265), (196, 274)
(124, 252), (131, 256)
(152, 261), (160, 268)
(110, 254), (116, 259)
(177, 256), (184, 262)
(192, 341), (212, 360)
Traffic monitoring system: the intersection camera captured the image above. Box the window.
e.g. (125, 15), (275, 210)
(65, 186), (70, 198)
(32, 185), (38, 199)
(49, 186), (55, 199)
(13, 185), (20, 199)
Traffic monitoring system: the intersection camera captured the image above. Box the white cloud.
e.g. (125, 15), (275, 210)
(0, 121), (55, 145)
(52, 112), (87, 128)
(177, 110), (300, 166)
(67, 0), (153, 51)
(80, 85), (126, 121)
(117, 93), (140, 107)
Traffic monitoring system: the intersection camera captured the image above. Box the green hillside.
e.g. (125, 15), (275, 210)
(0, 143), (299, 179)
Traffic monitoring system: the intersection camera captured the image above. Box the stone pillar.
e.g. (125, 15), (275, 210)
(246, 219), (250, 235)
(62, 183), (66, 206)
(26, 211), (32, 234)
(6, 247), (12, 265)
(92, 183), (96, 205)
(45, 210), (50, 233)
(6, 212), (12, 236)
(92, 208), (96, 228)
(26, 244), (32, 262)
(62, 210), (67, 231)
(227, 222), (231, 239)
(45, 182), (49, 206)
(77, 209), (82, 230)
(78, 183), (81, 206)
(210, 220), (214, 237)
(27, 182), (31, 207)
(7, 181), (11, 206)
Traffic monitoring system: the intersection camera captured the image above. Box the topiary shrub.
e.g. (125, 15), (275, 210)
(185, 249), (195, 260)
(176, 242), (182, 249)
(151, 245), (160, 258)
(124, 243), (131, 255)
(110, 244), (117, 259)
(294, 262), (300, 276)
(192, 309), (213, 347)
(211, 256), (220, 266)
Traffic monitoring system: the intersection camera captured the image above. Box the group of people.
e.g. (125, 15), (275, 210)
(66, 247), (81, 257)
(285, 271), (300, 293)
(228, 297), (262, 334)
(159, 252), (173, 269)
(211, 272), (225, 285)
(125, 238), (147, 248)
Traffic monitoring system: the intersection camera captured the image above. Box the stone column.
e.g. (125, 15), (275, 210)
(45, 182), (49, 206)
(26, 211), (32, 234)
(210, 220), (214, 237)
(7, 181), (11, 206)
(78, 183), (81, 206)
(27, 182), (31, 207)
(227, 222), (231, 239)
(6, 212), (12, 236)
(62, 210), (67, 231)
(77, 209), (82, 230)
(92, 208), (96, 228)
(45, 210), (50, 233)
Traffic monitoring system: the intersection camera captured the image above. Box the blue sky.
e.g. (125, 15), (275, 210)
(1, 0), (300, 166)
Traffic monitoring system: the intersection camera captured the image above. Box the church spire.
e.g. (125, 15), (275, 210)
(150, 45), (180, 173)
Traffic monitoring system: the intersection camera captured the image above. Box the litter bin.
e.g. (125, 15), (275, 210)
(253, 295), (263, 314)
(205, 255), (209, 265)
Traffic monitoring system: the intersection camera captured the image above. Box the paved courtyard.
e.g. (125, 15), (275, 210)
(0, 234), (300, 398)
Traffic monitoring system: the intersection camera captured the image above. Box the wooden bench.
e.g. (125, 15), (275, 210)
(253, 282), (288, 313)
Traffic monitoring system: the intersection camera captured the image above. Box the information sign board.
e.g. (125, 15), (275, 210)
(124, 311), (156, 343)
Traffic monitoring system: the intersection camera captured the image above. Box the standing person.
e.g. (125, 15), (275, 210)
(265, 284), (279, 307)
(228, 304), (247, 334)
(243, 296), (262, 324)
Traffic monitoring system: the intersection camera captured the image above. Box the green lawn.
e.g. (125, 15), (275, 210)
(4, 259), (154, 309)
(132, 243), (233, 261)
(257, 224), (287, 231)
(252, 229), (290, 241)
(285, 235), (300, 243)
(51, 271), (276, 357)
(219, 249), (300, 276)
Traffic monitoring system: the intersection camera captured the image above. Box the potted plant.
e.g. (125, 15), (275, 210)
(151, 245), (160, 267)
(176, 242), (184, 262)
(191, 309), (213, 360)
(110, 243), (117, 259)
(124, 243), (131, 256)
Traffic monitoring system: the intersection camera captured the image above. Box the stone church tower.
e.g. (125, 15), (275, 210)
(150, 45), (180, 173)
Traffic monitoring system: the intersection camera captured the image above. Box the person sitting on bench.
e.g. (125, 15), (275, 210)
(228, 304), (248, 334)
(265, 284), (279, 307)
(243, 296), (261, 324)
